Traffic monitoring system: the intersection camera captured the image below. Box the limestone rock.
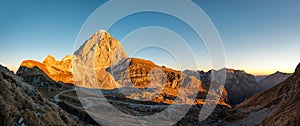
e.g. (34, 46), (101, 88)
(74, 30), (127, 68)
(19, 55), (74, 84)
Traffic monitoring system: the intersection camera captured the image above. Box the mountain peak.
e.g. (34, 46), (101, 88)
(295, 63), (300, 73)
(95, 30), (111, 37)
(92, 30), (111, 40)
(74, 29), (127, 68)
(220, 68), (246, 74)
(62, 55), (73, 61)
(273, 71), (285, 75)
(274, 71), (281, 73)
(43, 54), (57, 64)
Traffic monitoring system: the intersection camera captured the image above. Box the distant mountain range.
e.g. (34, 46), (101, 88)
(224, 63), (300, 126)
(1, 30), (299, 125)
(258, 71), (292, 90)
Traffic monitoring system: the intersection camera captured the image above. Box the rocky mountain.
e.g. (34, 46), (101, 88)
(74, 30), (127, 68)
(0, 65), (78, 125)
(18, 30), (259, 106)
(72, 30), (128, 89)
(20, 30), (128, 90)
(105, 58), (227, 105)
(222, 69), (260, 105)
(5, 28), (299, 126)
(20, 55), (73, 84)
(258, 71), (292, 91)
(184, 68), (261, 105)
(224, 63), (300, 125)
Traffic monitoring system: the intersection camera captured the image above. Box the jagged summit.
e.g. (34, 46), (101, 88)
(43, 54), (56, 63)
(19, 54), (73, 84)
(74, 29), (127, 68)
(92, 29), (111, 39)
(43, 54), (73, 65)
(18, 29), (128, 88)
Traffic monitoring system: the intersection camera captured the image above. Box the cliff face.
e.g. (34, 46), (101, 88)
(72, 30), (128, 89)
(19, 55), (74, 84)
(107, 58), (183, 89)
(105, 58), (230, 106)
(223, 69), (260, 105)
(18, 30), (127, 89)
(74, 30), (127, 68)
(106, 58), (186, 104)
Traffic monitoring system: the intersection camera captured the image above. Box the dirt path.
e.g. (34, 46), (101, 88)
(54, 88), (76, 103)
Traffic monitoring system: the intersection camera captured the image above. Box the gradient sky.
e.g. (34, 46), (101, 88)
(0, 0), (299, 75)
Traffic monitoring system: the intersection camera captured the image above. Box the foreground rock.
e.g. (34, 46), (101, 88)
(0, 65), (77, 125)
(18, 65), (102, 125)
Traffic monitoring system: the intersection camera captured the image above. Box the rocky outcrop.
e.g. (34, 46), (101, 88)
(224, 63), (300, 126)
(0, 65), (78, 125)
(107, 58), (183, 89)
(258, 71), (292, 90)
(20, 55), (74, 84)
(106, 58), (185, 104)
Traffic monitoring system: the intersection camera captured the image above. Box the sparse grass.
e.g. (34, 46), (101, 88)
(0, 70), (77, 126)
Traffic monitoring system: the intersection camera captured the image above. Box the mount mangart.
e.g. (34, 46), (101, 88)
(1, 30), (299, 125)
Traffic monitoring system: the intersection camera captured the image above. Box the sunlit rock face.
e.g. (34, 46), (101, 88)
(17, 29), (231, 107)
(19, 55), (74, 84)
(106, 58), (186, 103)
(74, 30), (128, 68)
(73, 30), (128, 89)
(105, 58), (230, 106)
(18, 30), (127, 89)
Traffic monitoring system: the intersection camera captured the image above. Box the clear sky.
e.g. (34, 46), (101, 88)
(0, 0), (299, 75)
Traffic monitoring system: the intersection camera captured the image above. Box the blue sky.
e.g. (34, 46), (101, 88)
(0, 0), (299, 75)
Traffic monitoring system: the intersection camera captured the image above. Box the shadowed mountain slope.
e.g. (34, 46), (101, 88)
(224, 63), (300, 126)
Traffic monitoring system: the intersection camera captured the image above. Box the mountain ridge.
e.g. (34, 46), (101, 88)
(258, 71), (292, 91)
(224, 63), (300, 125)
(18, 30), (266, 107)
